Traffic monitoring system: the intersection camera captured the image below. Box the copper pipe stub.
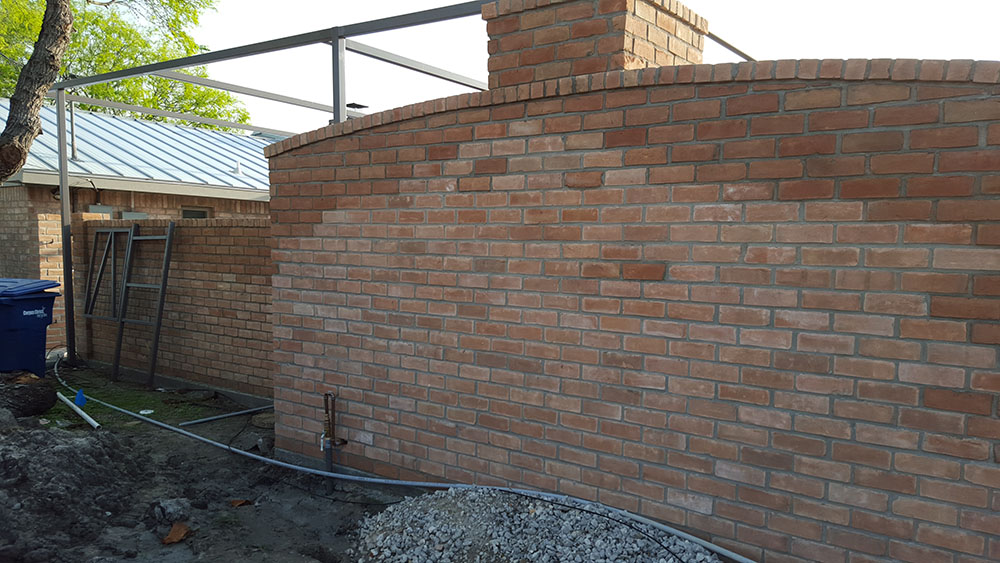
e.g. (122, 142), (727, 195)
(324, 391), (348, 448)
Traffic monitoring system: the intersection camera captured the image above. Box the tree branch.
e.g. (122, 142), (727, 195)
(0, 0), (73, 181)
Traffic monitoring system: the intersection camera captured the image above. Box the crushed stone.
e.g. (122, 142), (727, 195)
(354, 488), (723, 563)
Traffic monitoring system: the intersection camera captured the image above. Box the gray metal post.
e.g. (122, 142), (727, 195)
(69, 100), (77, 160)
(332, 30), (346, 123)
(56, 89), (77, 362)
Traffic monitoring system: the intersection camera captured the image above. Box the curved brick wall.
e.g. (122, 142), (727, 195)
(267, 60), (1000, 562)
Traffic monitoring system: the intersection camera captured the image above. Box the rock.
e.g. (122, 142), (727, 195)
(229, 430), (261, 452)
(0, 407), (18, 430)
(231, 430), (276, 455)
(147, 498), (191, 525)
(256, 435), (274, 456)
(356, 488), (724, 563)
(23, 548), (54, 563)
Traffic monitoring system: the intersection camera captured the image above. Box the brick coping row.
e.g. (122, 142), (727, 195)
(265, 58), (1000, 158)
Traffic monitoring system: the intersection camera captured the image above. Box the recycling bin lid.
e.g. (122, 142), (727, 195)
(0, 279), (61, 297)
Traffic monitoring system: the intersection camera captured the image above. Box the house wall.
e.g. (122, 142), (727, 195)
(0, 186), (45, 280)
(72, 188), (268, 219)
(73, 218), (274, 396)
(267, 59), (1000, 562)
(0, 186), (69, 347)
(0, 183), (268, 352)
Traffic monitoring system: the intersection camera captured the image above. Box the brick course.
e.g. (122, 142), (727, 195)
(267, 58), (1000, 562)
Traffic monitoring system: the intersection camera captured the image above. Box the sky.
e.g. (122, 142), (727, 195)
(192, 0), (1000, 135)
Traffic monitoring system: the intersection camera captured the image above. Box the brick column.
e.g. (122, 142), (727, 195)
(483, 0), (708, 89)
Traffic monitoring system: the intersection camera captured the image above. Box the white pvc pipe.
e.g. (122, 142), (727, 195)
(55, 392), (101, 430)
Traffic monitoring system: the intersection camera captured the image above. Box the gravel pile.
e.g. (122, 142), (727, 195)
(354, 488), (723, 563)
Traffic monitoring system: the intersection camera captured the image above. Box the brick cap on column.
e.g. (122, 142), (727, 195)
(482, 0), (708, 34)
(265, 58), (1000, 158)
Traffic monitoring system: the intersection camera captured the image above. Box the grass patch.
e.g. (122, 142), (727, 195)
(46, 366), (239, 430)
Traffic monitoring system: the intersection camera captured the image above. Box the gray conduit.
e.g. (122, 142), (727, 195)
(53, 358), (755, 563)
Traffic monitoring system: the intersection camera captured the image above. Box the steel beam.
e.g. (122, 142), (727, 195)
(149, 71), (364, 119)
(332, 33), (347, 123)
(56, 90), (77, 363)
(64, 94), (295, 136)
(339, 1), (487, 37)
(50, 1), (488, 92)
(50, 28), (336, 91)
(152, 70), (335, 112)
(707, 32), (755, 62)
(345, 40), (486, 91)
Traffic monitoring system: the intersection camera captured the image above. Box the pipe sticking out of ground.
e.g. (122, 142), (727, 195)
(178, 405), (273, 427)
(55, 391), (101, 430)
(53, 358), (754, 563)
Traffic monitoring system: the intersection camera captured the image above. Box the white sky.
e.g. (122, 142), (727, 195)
(193, 0), (1000, 135)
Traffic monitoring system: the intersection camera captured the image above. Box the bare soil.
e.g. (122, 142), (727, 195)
(0, 364), (407, 563)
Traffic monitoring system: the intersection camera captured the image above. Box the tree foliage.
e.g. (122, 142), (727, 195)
(0, 0), (73, 181)
(0, 0), (248, 125)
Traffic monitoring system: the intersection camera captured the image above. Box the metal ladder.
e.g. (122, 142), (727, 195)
(82, 227), (133, 322)
(111, 222), (176, 386)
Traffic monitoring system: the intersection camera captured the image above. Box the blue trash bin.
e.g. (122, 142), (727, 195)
(0, 278), (61, 377)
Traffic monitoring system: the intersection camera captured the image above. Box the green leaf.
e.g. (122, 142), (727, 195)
(0, 0), (248, 130)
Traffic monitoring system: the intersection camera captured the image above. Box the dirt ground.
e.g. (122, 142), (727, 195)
(0, 363), (409, 563)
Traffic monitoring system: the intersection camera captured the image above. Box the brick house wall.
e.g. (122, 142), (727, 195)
(71, 188), (268, 219)
(73, 218), (274, 396)
(0, 186), (52, 280)
(266, 53), (1000, 563)
(1, 186), (71, 347)
(0, 183), (268, 350)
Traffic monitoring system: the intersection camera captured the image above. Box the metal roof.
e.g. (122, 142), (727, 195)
(0, 99), (273, 193)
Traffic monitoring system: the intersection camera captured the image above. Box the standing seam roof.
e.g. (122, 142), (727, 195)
(0, 99), (274, 191)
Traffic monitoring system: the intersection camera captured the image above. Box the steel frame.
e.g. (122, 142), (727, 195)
(66, 94), (296, 136)
(52, 1), (491, 362)
(82, 227), (132, 321)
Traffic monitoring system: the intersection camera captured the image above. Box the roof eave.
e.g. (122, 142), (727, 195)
(18, 170), (270, 202)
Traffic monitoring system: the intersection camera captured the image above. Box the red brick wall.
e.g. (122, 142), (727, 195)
(0, 186), (68, 346)
(267, 60), (1000, 562)
(485, 0), (708, 89)
(72, 189), (268, 219)
(1, 184), (268, 353)
(74, 218), (274, 396)
(0, 186), (46, 280)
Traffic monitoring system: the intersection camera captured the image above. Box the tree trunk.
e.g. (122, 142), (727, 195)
(0, 0), (73, 182)
(0, 372), (57, 418)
